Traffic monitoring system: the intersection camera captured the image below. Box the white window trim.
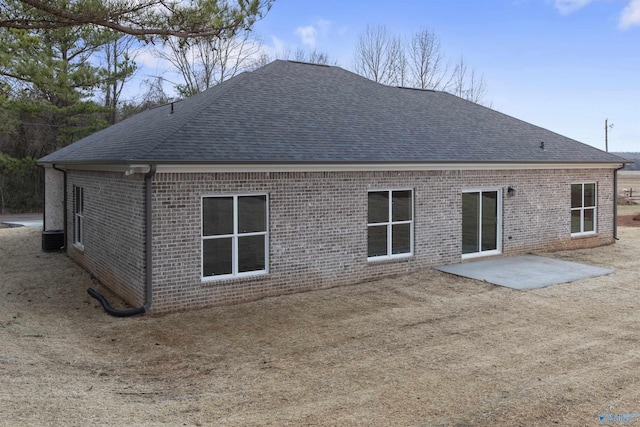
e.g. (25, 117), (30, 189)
(571, 182), (597, 236)
(73, 185), (84, 250)
(461, 188), (503, 260)
(201, 194), (269, 282)
(367, 188), (414, 261)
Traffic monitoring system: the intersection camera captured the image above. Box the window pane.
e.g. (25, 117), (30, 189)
(368, 192), (389, 224)
(584, 208), (595, 232)
(584, 184), (596, 207)
(571, 184), (583, 208)
(203, 238), (232, 277)
(392, 190), (412, 222)
(481, 192), (498, 251)
(203, 197), (233, 236)
(571, 210), (581, 233)
(238, 195), (266, 233)
(75, 187), (82, 214)
(76, 218), (83, 245)
(462, 192), (479, 254)
(368, 225), (388, 257)
(238, 235), (265, 273)
(392, 223), (411, 254)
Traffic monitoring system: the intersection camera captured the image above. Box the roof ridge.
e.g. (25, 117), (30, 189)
(285, 59), (331, 67)
(396, 86), (436, 92)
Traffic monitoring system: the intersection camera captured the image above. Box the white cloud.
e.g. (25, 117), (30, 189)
(316, 19), (331, 36)
(620, 0), (640, 28)
(295, 25), (317, 48)
(553, 0), (640, 29)
(269, 35), (288, 56)
(553, 0), (596, 15)
(262, 19), (334, 60)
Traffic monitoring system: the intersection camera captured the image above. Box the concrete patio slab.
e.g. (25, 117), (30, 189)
(434, 255), (615, 290)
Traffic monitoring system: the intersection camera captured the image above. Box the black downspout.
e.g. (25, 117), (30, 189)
(41, 166), (45, 230)
(142, 164), (156, 312)
(88, 164), (156, 317)
(51, 164), (67, 250)
(613, 163), (626, 241)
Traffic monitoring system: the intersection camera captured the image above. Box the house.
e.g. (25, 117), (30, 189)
(39, 60), (629, 314)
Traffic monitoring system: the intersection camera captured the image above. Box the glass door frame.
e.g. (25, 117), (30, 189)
(461, 188), (503, 260)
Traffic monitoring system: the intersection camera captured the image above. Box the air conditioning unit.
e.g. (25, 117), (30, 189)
(42, 230), (65, 252)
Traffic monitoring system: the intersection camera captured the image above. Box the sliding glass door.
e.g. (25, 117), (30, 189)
(462, 190), (502, 258)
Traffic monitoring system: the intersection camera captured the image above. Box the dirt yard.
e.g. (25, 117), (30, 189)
(1, 225), (640, 427)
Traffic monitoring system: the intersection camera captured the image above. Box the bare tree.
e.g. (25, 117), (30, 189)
(249, 51), (271, 70)
(465, 68), (488, 105)
(250, 47), (337, 70)
(352, 26), (490, 104)
(408, 28), (449, 90)
(118, 76), (173, 120)
(292, 47), (336, 65)
(157, 31), (262, 97)
(353, 25), (405, 86)
(388, 36), (407, 86)
(450, 56), (488, 105)
(102, 34), (137, 124)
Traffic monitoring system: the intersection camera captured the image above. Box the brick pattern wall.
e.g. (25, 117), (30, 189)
(66, 170), (146, 307)
(150, 168), (614, 313)
(501, 169), (614, 253)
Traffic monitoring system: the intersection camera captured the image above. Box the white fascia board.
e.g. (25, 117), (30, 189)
(52, 164), (151, 173)
(55, 162), (625, 174)
(154, 162), (625, 174)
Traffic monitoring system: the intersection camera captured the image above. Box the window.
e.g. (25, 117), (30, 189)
(73, 185), (84, 248)
(202, 195), (268, 280)
(571, 183), (596, 235)
(368, 189), (413, 260)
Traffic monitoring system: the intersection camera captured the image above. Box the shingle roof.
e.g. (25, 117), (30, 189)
(39, 60), (627, 165)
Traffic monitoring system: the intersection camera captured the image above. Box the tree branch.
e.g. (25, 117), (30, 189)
(1, 0), (273, 40)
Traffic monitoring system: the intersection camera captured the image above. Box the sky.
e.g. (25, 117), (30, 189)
(140, 0), (640, 153)
(251, 0), (640, 153)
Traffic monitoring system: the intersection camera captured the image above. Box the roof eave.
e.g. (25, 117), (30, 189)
(39, 160), (630, 174)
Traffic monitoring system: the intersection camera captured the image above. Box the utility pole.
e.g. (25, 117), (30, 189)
(605, 118), (614, 152)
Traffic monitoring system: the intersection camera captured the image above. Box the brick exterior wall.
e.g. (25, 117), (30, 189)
(55, 168), (615, 313)
(149, 168), (615, 313)
(65, 170), (146, 307)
